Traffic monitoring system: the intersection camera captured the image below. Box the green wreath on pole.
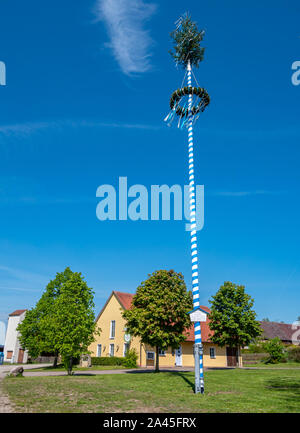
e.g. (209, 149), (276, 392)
(170, 86), (210, 117)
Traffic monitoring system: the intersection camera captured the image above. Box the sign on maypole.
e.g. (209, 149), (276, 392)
(165, 13), (210, 394)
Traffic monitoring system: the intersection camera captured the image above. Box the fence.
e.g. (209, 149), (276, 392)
(242, 353), (268, 364)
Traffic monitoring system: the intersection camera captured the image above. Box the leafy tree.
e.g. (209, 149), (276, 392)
(123, 270), (192, 372)
(169, 13), (205, 68)
(18, 267), (74, 366)
(17, 308), (41, 360)
(209, 282), (262, 350)
(46, 271), (99, 375)
(263, 337), (286, 364)
(262, 318), (270, 322)
(18, 267), (99, 374)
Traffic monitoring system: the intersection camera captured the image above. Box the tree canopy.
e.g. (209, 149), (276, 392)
(208, 281), (262, 348)
(18, 267), (74, 363)
(122, 270), (192, 371)
(170, 13), (205, 69)
(18, 267), (99, 373)
(47, 271), (99, 374)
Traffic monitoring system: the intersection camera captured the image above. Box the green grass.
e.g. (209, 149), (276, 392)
(26, 365), (131, 372)
(2, 369), (300, 413)
(243, 362), (300, 368)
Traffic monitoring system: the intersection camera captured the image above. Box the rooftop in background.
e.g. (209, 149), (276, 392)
(113, 291), (213, 343)
(259, 321), (300, 344)
(9, 310), (27, 317)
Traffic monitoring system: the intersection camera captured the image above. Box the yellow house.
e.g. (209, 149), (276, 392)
(89, 291), (243, 368)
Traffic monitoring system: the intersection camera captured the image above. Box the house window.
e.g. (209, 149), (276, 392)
(6, 351), (13, 359)
(158, 348), (166, 356)
(210, 347), (216, 359)
(146, 351), (155, 360)
(97, 344), (102, 357)
(110, 320), (116, 339)
(123, 343), (130, 357)
(109, 344), (114, 357)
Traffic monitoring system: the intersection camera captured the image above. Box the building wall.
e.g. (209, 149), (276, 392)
(142, 342), (231, 367)
(3, 312), (28, 363)
(89, 294), (142, 362)
(90, 293), (243, 368)
(4, 316), (20, 362)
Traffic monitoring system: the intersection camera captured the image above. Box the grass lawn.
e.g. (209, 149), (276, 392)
(2, 368), (300, 413)
(243, 362), (300, 369)
(26, 365), (130, 372)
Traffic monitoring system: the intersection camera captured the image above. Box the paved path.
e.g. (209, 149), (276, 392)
(21, 367), (194, 377)
(13, 366), (235, 377)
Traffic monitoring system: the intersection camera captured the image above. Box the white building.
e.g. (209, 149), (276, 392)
(4, 310), (28, 363)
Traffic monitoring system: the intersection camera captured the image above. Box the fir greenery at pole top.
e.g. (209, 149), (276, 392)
(169, 12), (205, 69)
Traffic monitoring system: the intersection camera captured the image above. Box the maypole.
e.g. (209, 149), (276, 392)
(165, 13), (210, 394)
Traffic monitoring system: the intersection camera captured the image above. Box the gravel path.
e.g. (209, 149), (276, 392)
(0, 369), (14, 412)
(0, 364), (52, 413)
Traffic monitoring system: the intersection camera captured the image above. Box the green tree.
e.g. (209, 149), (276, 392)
(262, 318), (270, 322)
(18, 267), (74, 366)
(123, 270), (192, 372)
(263, 337), (286, 364)
(46, 271), (99, 375)
(209, 282), (261, 350)
(170, 13), (205, 68)
(18, 267), (99, 373)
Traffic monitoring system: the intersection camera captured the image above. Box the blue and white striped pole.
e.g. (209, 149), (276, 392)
(187, 59), (205, 394)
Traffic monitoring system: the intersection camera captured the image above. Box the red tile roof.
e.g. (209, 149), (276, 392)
(114, 291), (134, 311)
(9, 309), (27, 317)
(113, 291), (213, 343)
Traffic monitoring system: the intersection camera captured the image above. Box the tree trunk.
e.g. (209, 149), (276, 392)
(67, 357), (73, 375)
(155, 346), (159, 372)
(53, 351), (59, 368)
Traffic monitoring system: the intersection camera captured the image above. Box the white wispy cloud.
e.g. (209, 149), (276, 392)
(0, 286), (41, 293)
(0, 265), (47, 286)
(95, 0), (157, 75)
(0, 119), (161, 139)
(0, 121), (53, 138)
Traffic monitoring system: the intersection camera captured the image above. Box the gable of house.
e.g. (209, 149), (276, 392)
(89, 291), (139, 359)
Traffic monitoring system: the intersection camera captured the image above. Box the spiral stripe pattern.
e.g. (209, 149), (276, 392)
(187, 60), (204, 392)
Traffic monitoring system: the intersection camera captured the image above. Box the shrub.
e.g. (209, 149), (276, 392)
(91, 356), (124, 366)
(123, 349), (138, 368)
(263, 338), (286, 364)
(287, 346), (300, 363)
(245, 342), (266, 353)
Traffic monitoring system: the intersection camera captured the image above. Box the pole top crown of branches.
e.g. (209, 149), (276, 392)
(169, 12), (205, 69)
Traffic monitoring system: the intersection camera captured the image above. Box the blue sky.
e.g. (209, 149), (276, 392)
(0, 0), (299, 341)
